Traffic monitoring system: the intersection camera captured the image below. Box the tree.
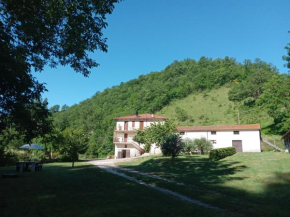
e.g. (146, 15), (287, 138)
(61, 104), (70, 112)
(283, 30), (290, 69)
(183, 138), (197, 155)
(193, 138), (212, 155)
(0, 0), (120, 140)
(229, 69), (276, 103)
(50, 105), (60, 113)
(256, 74), (290, 133)
(161, 134), (184, 158)
(60, 128), (88, 167)
(133, 120), (177, 152)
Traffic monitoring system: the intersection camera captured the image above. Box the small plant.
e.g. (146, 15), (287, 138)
(209, 147), (236, 161)
(183, 138), (197, 155)
(193, 138), (212, 154)
(161, 134), (184, 158)
(139, 149), (145, 155)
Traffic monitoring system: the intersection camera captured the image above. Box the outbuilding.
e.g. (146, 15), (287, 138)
(178, 124), (261, 152)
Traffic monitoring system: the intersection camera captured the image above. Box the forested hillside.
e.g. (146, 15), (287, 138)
(50, 57), (290, 157)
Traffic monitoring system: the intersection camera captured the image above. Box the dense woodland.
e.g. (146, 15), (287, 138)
(1, 57), (290, 160)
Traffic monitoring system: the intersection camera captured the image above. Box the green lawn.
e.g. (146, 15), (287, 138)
(0, 162), (231, 217)
(118, 153), (290, 217)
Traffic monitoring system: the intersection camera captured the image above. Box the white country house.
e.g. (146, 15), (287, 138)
(113, 113), (166, 159)
(113, 114), (262, 158)
(178, 124), (261, 152)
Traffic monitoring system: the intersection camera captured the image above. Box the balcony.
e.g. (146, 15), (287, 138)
(114, 126), (138, 132)
(113, 137), (134, 143)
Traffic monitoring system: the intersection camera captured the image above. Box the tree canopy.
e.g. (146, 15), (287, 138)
(0, 0), (120, 142)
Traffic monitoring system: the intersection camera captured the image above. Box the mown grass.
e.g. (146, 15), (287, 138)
(0, 162), (232, 217)
(118, 153), (290, 217)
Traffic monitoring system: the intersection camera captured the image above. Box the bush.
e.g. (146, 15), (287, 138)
(209, 147), (236, 161)
(183, 138), (197, 155)
(161, 134), (184, 158)
(139, 149), (145, 155)
(193, 138), (212, 154)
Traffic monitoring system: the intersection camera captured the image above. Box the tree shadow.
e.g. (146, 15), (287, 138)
(126, 155), (248, 186)
(122, 155), (290, 217)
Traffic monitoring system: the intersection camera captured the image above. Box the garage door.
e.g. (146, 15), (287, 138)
(232, 140), (243, 152)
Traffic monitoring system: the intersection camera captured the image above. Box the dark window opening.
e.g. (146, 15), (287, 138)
(234, 131), (239, 135)
(211, 131), (216, 135)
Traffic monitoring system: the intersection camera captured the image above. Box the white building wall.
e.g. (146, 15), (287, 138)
(114, 119), (165, 158)
(181, 130), (261, 152)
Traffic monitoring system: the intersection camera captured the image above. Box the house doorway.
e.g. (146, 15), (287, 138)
(140, 121), (144, 130)
(232, 140), (243, 152)
(122, 149), (130, 158)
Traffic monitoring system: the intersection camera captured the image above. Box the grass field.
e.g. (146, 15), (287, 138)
(157, 86), (273, 129)
(0, 162), (230, 217)
(118, 152), (290, 217)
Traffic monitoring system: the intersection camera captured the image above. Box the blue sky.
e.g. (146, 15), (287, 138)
(34, 0), (290, 107)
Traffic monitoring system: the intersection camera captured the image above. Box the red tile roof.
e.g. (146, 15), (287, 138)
(178, 124), (261, 131)
(114, 114), (166, 121)
(282, 130), (290, 139)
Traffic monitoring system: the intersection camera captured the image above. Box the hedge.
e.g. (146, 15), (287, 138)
(209, 147), (236, 161)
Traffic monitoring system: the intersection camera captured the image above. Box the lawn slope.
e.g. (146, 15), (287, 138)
(118, 153), (290, 217)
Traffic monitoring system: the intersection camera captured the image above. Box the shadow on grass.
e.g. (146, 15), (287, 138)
(127, 155), (247, 186)
(122, 154), (290, 217)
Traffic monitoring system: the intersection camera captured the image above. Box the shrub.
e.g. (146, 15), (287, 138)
(161, 134), (184, 158)
(209, 147), (236, 161)
(193, 138), (212, 154)
(139, 149), (145, 155)
(183, 138), (197, 155)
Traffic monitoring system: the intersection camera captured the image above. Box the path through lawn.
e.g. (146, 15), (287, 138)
(114, 152), (290, 217)
(0, 162), (232, 217)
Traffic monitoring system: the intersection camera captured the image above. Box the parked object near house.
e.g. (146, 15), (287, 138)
(282, 130), (290, 153)
(178, 124), (261, 152)
(113, 113), (166, 159)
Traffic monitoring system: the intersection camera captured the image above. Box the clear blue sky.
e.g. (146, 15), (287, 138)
(34, 0), (290, 107)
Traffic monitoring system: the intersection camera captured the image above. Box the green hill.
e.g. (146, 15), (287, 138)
(158, 86), (273, 128)
(51, 57), (288, 157)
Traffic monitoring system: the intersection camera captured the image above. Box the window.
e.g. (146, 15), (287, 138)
(211, 140), (217, 144)
(233, 131), (239, 135)
(125, 145), (127, 148)
(180, 132), (185, 135)
(211, 131), (216, 135)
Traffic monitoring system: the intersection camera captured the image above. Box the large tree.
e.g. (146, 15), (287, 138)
(283, 30), (290, 69)
(0, 0), (120, 138)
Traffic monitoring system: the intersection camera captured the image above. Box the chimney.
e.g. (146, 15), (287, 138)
(135, 110), (139, 117)
(151, 114), (154, 118)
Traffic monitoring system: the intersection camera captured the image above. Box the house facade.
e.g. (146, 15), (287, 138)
(113, 114), (166, 159)
(282, 130), (290, 153)
(178, 124), (261, 152)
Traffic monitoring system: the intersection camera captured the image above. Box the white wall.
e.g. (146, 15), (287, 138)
(115, 143), (139, 158)
(181, 130), (261, 152)
(116, 120), (164, 130)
